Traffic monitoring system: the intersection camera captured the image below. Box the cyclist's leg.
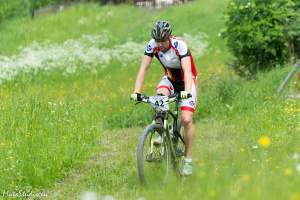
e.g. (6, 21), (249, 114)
(156, 75), (175, 96)
(179, 77), (198, 159)
(181, 111), (195, 158)
(181, 110), (195, 175)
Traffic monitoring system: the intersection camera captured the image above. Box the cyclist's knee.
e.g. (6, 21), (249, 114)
(156, 88), (170, 96)
(181, 112), (193, 126)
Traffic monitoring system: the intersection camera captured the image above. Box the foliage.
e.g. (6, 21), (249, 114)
(30, 0), (63, 10)
(0, 0), (31, 21)
(223, 0), (300, 77)
(288, 1), (300, 58)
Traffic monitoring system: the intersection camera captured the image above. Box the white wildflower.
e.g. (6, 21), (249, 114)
(182, 33), (209, 56)
(96, 14), (102, 21)
(106, 11), (114, 17)
(78, 17), (88, 25)
(293, 153), (299, 160)
(296, 164), (300, 173)
(102, 195), (114, 200)
(65, 65), (77, 74)
(80, 191), (98, 200)
(0, 33), (208, 84)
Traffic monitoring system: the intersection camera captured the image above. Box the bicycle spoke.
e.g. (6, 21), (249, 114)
(137, 124), (170, 185)
(143, 131), (168, 183)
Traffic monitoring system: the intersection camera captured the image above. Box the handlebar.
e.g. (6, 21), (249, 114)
(138, 93), (191, 103)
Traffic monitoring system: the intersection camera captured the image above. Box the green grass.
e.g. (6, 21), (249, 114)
(0, 74), (105, 191)
(0, 1), (228, 56)
(0, 0), (299, 199)
(44, 119), (300, 200)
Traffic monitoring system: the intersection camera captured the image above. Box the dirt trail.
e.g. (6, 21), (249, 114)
(44, 127), (142, 199)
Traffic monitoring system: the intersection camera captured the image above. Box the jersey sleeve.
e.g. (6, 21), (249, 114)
(144, 39), (156, 57)
(173, 39), (191, 59)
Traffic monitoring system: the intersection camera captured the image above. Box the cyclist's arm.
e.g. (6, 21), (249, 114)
(175, 39), (192, 93)
(181, 56), (192, 93)
(134, 55), (153, 93)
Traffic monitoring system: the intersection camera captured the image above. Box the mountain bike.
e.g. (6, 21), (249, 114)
(136, 93), (190, 185)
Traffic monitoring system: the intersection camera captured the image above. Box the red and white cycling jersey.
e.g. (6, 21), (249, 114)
(144, 36), (198, 112)
(144, 36), (197, 82)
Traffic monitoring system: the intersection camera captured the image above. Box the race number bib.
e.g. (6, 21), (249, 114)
(148, 96), (169, 112)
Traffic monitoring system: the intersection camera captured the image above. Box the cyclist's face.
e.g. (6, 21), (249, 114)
(156, 40), (170, 52)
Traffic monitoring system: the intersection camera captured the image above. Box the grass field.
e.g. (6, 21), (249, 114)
(0, 0), (299, 199)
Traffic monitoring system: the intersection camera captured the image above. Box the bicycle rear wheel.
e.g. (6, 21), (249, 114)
(137, 124), (170, 185)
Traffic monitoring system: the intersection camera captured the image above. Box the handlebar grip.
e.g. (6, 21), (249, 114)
(139, 94), (149, 102)
(174, 92), (192, 99)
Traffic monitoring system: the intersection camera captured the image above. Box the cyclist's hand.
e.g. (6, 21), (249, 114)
(180, 91), (191, 99)
(130, 93), (142, 101)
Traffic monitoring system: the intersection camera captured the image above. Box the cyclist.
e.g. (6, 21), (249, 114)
(130, 20), (198, 176)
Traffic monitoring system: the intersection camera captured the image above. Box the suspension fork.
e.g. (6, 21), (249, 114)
(148, 114), (166, 155)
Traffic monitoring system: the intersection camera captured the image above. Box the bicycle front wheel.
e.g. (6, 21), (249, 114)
(137, 124), (170, 185)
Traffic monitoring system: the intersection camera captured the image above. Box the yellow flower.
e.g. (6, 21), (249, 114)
(264, 96), (272, 101)
(290, 193), (300, 200)
(241, 174), (250, 182)
(208, 190), (216, 198)
(284, 168), (292, 176)
(0, 143), (7, 148)
(258, 136), (271, 148)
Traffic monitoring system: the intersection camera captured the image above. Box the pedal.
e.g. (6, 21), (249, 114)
(155, 118), (163, 127)
(175, 148), (185, 157)
(146, 153), (154, 162)
(153, 136), (162, 147)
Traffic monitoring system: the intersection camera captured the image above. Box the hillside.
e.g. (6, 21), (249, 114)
(0, 1), (299, 199)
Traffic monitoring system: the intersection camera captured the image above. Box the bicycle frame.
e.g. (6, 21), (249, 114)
(136, 93), (189, 183)
(140, 94), (185, 161)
